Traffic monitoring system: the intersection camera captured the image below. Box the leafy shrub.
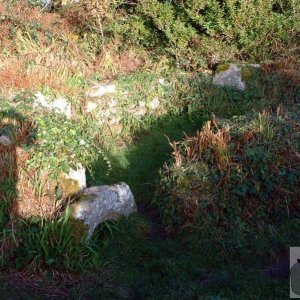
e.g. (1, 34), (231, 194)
(0, 94), (110, 178)
(27, 113), (103, 175)
(156, 107), (300, 234)
(70, 0), (300, 67)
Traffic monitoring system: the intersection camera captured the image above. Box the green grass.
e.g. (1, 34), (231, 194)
(84, 107), (294, 299)
(0, 2), (299, 297)
(1, 68), (296, 297)
(89, 113), (207, 203)
(0, 215), (291, 299)
(98, 218), (289, 299)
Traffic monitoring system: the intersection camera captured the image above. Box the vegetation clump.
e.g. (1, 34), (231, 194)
(157, 108), (300, 236)
(0, 0), (299, 297)
(62, 0), (300, 67)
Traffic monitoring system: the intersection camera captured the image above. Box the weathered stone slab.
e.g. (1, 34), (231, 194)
(70, 183), (136, 239)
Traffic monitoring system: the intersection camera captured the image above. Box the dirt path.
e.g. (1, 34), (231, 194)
(137, 203), (170, 241)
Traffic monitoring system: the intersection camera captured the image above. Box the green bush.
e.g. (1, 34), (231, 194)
(0, 95), (110, 179)
(71, 0), (300, 67)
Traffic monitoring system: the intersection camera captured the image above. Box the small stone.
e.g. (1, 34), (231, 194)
(100, 110), (111, 118)
(108, 98), (118, 108)
(65, 166), (86, 190)
(149, 98), (160, 110)
(70, 183), (137, 239)
(88, 84), (116, 98)
(158, 78), (169, 86)
(213, 64), (245, 91)
(86, 101), (98, 113)
(34, 92), (72, 118)
(133, 106), (147, 117)
(0, 135), (12, 146)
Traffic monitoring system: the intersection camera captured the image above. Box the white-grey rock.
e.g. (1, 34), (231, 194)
(158, 78), (169, 86)
(149, 98), (160, 110)
(86, 101), (98, 113)
(34, 91), (48, 107)
(0, 135), (12, 146)
(87, 84), (116, 98)
(34, 92), (72, 118)
(66, 166), (86, 190)
(71, 183), (136, 239)
(52, 96), (72, 117)
(108, 98), (118, 108)
(37, 0), (80, 11)
(213, 64), (246, 90)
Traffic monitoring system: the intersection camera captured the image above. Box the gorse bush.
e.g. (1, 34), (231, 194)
(64, 0), (300, 67)
(137, 0), (299, 62)
(157, 107), (300, 233)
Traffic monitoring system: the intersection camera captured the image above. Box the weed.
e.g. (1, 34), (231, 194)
(9, 209), (102, 271)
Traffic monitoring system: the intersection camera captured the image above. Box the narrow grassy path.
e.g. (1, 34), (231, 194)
(87, 113), (288, 299)
(89, 114), (206, 203)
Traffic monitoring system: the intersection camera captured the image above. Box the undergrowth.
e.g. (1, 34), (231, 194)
(156, 107), (300, 258)
(0, 0), (299, 297)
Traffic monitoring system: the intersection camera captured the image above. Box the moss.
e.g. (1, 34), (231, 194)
(216, 64), (230, 73)
(241, 65), (254, 82)
(69, 214), (88, 243)
(59, 173), (81, 197)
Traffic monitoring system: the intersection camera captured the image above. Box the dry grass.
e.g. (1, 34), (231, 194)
(171, 121), (231, 171)
(0, 115), (56, 218)
(93, 47), (148, 77)
(159, 108), (300, 230)
(261, 58), (300, 103)
(0, 1), (150, 98)
(0, 1), (90, 97)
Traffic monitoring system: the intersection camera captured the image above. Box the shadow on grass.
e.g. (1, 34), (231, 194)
(84, 72), (299, 298)
(0, 110), (32, 226)
(89, 112), (208, 203)
(88, 68), (291, 202)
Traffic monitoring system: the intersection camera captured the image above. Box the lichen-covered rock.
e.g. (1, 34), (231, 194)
(34, 92), (72, 117)
(0, 135), (12, 146)
(213, 64), (245, 90)
(213, 64), (260, 91)
(65, 166), (86, 190)
(87, 84), (116, 98)
(70, 183), (137, 239)
(57, 166), (87, 198)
